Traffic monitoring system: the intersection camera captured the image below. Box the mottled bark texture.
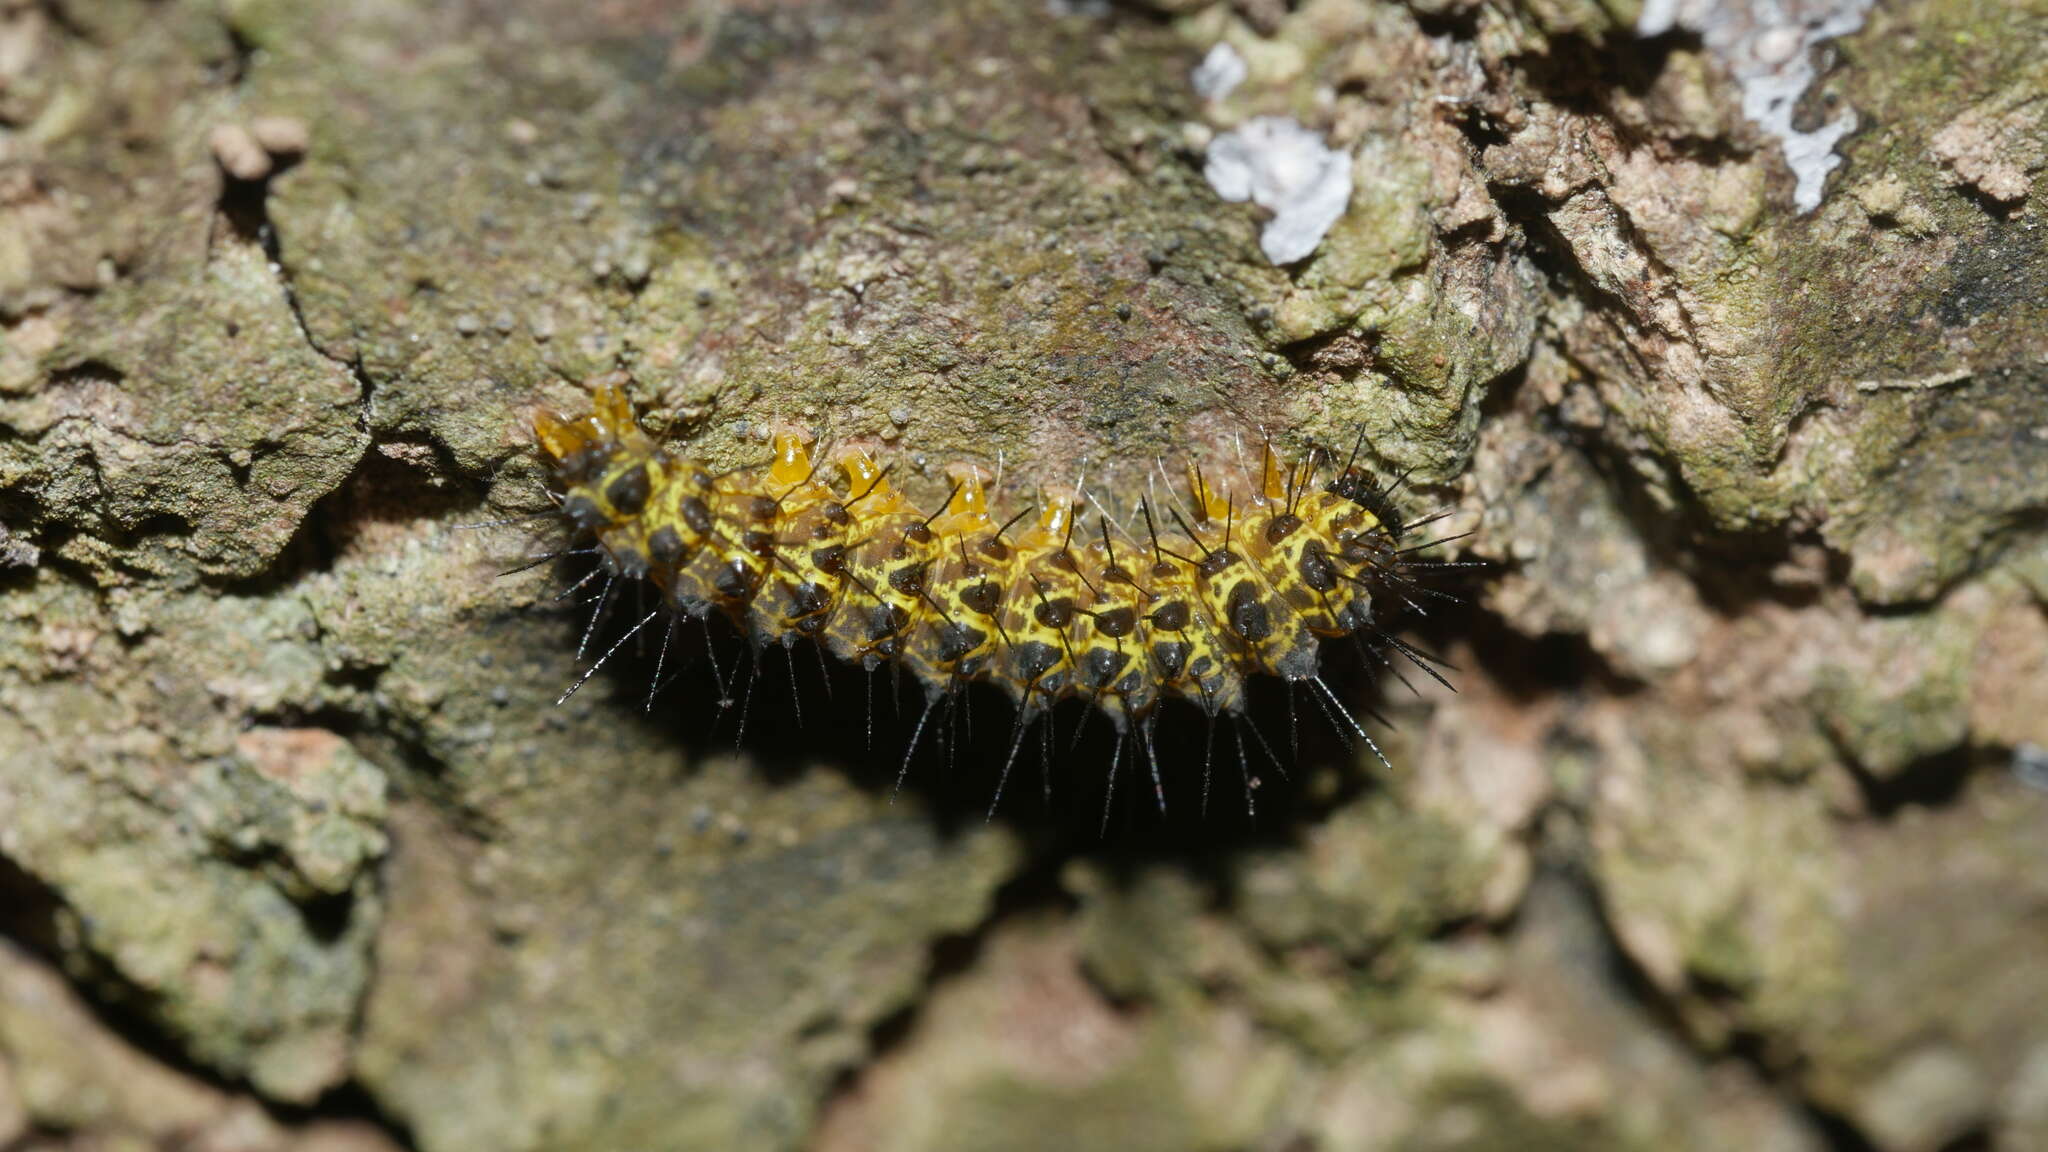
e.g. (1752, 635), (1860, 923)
(2, 0), (2044, 1149)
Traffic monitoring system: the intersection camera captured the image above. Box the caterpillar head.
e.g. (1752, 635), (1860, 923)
(1325, 467), (1404, 543)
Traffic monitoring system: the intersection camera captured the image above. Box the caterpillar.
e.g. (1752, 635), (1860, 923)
(521, 378), (1463, 819)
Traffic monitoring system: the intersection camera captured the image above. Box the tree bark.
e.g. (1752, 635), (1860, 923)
(1, 0), (2044, 1149)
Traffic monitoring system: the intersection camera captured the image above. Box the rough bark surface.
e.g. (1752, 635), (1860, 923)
(2, 0), (2044, 1149)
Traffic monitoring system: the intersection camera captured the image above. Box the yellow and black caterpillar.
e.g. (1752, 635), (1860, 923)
(530, 380), (1457, 816)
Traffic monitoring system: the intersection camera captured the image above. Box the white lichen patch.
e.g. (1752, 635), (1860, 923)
(1190, 42), (1247, 102)
(1204, 116), (1354, 264)
(1639, 0), (1875, 213)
